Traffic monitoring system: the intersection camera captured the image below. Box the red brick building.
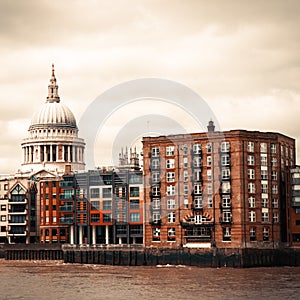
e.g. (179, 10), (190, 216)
(142, 123), (295, 249)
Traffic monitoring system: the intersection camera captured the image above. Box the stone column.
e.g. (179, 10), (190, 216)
(92, 226), (96, 245)
(105, 225), (109, 244)
(44, 145), (47, 162)
(70, 225), (74, 245)
(68, 146), (71, 162)
(56, 145), (59, 162)
(50, 145), (53, 162)
(79, 226), (83, 245)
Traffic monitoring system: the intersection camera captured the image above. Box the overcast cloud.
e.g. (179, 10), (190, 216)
(0, 0), (299, 173)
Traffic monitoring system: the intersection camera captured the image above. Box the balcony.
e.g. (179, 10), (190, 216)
(7, 231), (27, 236)
(184, 235), (211, 243)
(8, 209), (27, 214)
(8, 198), (27, 204)
(59, 181), (75, 188)
(59, 217), (74, 224)
(8, 220), (27, 225)
(60, 194), (75, 200)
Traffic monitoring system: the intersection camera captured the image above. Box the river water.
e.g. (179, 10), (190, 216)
(1, 260), (299, 300)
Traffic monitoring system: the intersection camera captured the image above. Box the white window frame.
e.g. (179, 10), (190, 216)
(166, 159), (175, 169)
(167, 172), (175, 182)
(247, 141), (254, 152)
(248, 155), (254, 166)
(168, 212), (175, 223)
(249, 211), (256, 222)
(221, 142), (230, 152)
(166, 146), (175, 156)
(167, 199), (175, 210)
(248, 197), (255, 208)
(193, 144), (201, 154)
(151, 147), (160, 157)
(167, 185), (175, 196)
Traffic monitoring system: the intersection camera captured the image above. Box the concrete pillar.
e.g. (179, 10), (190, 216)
(118, 237), (122, 244)
(70, 225), (74, 245)
(132, 237), (136, 244)
(23, 147), (26, 163)
(79, 226), (83, 245)
(56, 145), (58, 162)
(37, 145), (41, 163)
(62, 145), (65, 162)
(68, 146), (71, 162)
(50, 145), (53, 162)
(105, 225), (109, 244)
(44, 146), (47, 162)
(92, 226), (96, 245)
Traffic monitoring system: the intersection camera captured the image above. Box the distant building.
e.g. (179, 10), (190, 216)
(142, 123), (295, 249)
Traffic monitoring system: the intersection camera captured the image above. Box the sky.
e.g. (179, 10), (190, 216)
(0, 0), (299, 173)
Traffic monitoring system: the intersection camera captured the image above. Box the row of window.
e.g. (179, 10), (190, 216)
(90, 213), (141, 223)
(90, 187), (140, 199)
(91, 199), (140, 210)
(248, 183), (278, 194)
(248, 211), (279, 222)
(248, 197), (278, 208)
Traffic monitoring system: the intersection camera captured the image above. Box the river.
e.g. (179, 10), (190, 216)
(0, 260), (299, 300)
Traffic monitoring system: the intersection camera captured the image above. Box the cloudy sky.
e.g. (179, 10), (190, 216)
(0, 0), (299, 173)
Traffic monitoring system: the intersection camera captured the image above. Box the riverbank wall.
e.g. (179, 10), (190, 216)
(2, 244), (300, 268)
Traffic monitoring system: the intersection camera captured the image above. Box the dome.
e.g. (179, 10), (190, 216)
(30, 102), (77, 129)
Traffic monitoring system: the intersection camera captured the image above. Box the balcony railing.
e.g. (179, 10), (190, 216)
(59, 205), (74, 212)
(59, 217), (74, 224)
(8, 199), (27, 204)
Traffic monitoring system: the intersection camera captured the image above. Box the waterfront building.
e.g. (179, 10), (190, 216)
(290, 166), (300, 246)
(142, 122), (295, 249)
(39, 149), (144, 245)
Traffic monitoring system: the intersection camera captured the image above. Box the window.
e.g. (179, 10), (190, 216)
(223, 227), (231, 241)
(261, 169), (268, 180)
(207, 169), (212, 181)
(91, 201), (100, 210)
(222, 211), (232, 222)
(130, 213), (140, 222)
(184, 184), (189, 195)
(130, 200), (139, 210)
(152, 199), (160, 210)
(151, 159), (160, 169)
(260, 155), (267, 166)
(4, 184), (8, 190)
(250, 227), (256, 241)
(260, 143), (267, 153)
(168, 228), (176, 238)
(221, 142), (230, 152)
(248, 183), (255, 194)
(271, 157), (277, 167)
(1, 215), (6, 222)
(103, 188), (112, 198)
(194, 196), (203, 209)
(273, 212), (279, 223)
(221, 154), (230, 166)
(248, 169), (255, 180)
(207, 156), (212, 166)
(222, 195), (231, 208)
(208, 197), (213, 208)
(262, 198), (268, 208)
(261, 183), (268, 194)
(152, 147), (159, 157)
(249, 197), (255, 208)
(206, 143), (212, 153)
(168, 212), (175, 223)
(167, 199), (175, 209)
(183, 157), (188, 168)
(194, 184), (202, 195)
(152, 172), (160, 183)
(183, 145), (188, 155)
(262, 212), (269, 223)
(152, 186), (160, 196)
(272, 185), (278, 194)
(193, 157), (201, 168)
(1, 205), (6, 211)
(222, 182), (231, 194)
(103, 200), (112, 210)
(272, 198), (278, 208)
(222, 168), (230, 180)
(130, 187), (139, 197)
(247, 141), (254, 152)
(263, 227), (269, 241)
(249, 211), (256, 222)
(207, 183), (213, 195)
(184, 198), (189, 209)
(248, 155), (254, 166)
(270, 143), (276, 154)
(90, 188), (100, 198)
(184, 171), (188, 182)
(193, 144), (201, 154)
(91, 214), (100, 222)
(152, 212), (161, 222)
(167, 185), (175, 196)
(167, 172), (175, 182)
(153, 228), (160, 239)
(103, 214), (112, 222)
(166, 159), (175, 169)
(166, 146), (175, 156)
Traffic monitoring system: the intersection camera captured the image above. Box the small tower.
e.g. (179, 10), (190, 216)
(207, 120), (215, 132)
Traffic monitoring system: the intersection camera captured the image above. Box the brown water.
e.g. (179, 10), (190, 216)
(1, 260), (299, 300)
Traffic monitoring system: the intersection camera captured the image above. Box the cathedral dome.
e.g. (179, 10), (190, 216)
(29, 64), (77, 130)
(30, 102), (77, 129)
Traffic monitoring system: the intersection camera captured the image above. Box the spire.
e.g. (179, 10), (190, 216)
(46, 64), (60, 103)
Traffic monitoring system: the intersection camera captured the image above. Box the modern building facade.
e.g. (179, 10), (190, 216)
(290, 166), (300, 246)
(142, 123), (295, 249)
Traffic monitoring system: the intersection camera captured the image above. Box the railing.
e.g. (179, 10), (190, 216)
(59, 205), (74, 212)
(59, 217), (74, 224)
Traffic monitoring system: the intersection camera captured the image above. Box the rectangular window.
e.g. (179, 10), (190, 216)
(153, 228), (160, 239)
(103, 188), (112, 198)
(0, 205), (6, 211)
(262, 198), (268, 208)
(222, 182), (231, 194)
(272, 198), (278, 208)
(166, 159), (175, 169)
(193, 144), (201, 154)
(151, 159), (160, 169)
(152, 172), (160, 183)
(183, 144), (188, 155)
(261, 169), (268, 180)
(152, 147), (160, 157)
(183, 171), (188, 182)
(167, 172), (175, 182)
(1, 215), (6, 222)
(248, 169), (255, 180)
(221, 154), (230, 166)
(130, 200), (139, 210)
(130, 187), (139, 197)
(248, 155), (254, 166)
(249, 211), (256, 222)
(168, 228), (176, 238)
(247, 141), (254, 152)
(91, 214), (100, 222)
(270, 143), (276, 154)
(207, 156), (212, 166)
(152, 186), (160, 196)
(194, 196), (203, 208)
(194, 184), (202, 195)
(222, 195), (231, 208)
(184, 184), (189, 195)
(261, 183), (268, 194)
(208, 197), (213, 208)
(167, 185), (175, 196)
(103, 213), (112, 222)
(221, 142), (230, 152)
(250, 227), (256, 241)
(167, 199), (176, 210)
(168, 212), (175, 223)
(206, 143), (212, 153)
(223, 227), (231, 241)
(248, 197), (255, 208)
(222, 211), (232, 222)
(272, 185), (278, 194)
(207, 183), (212, 195)
(193, 157), (201, 168)
(262, 212), (269, 223)
(260, 155), (267, 166)
(248, 183), (255, 194)
(184, 198), (189, 209)
(166, 146), (175, 156)
(130, 213), (140, 222)
(222, 168), (230, 180)
(152, 199), (160, 210)
(273, 212), (279, 222)
(263, 227), (269, 241)
(103, 200), (112, 210)
(183, 157), (188, 168)
(271, 157), (277, 167)
(207, 169), (212, 181)
(260, 142), (267, 153)
(90, 188), (100, 198)
(91, 201), (100, 210)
